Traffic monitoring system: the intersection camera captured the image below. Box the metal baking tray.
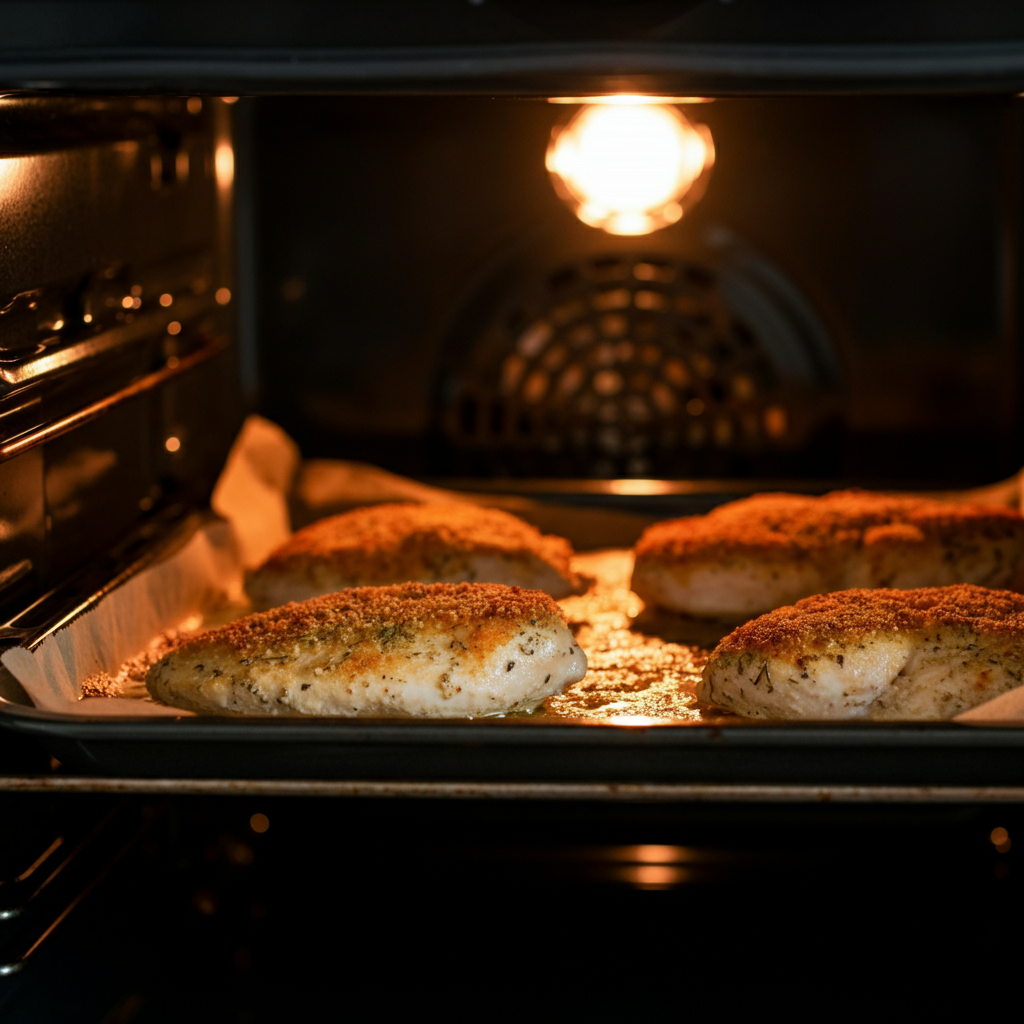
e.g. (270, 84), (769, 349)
(3, 701), (1024, 787)
(2, 489), (1024, 787)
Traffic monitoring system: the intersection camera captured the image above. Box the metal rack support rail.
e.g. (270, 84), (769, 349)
(2, 777), (1024, 802)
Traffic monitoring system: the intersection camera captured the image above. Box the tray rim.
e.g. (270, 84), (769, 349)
(3, 694), (1024, 748)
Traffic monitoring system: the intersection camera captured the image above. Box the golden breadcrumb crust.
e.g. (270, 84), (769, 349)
(168, 581), (566, 664)
(255, 502), (577, 584)
(713, 584), (1024, 660)
(635, 490), (1024, 564)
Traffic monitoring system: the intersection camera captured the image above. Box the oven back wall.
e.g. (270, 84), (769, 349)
(255, 94), (1021, 485)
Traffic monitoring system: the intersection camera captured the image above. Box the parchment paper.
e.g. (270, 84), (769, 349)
(0, 414), (300, 716)
(1, 520), (243, 716)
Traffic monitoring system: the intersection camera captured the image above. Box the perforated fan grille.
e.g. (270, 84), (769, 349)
(438, 254), (821, 477)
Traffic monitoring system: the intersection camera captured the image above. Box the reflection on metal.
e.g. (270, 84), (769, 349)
(0, 154), (33, 199)
(215, 142), (234, 189)
(45, 448), (117, 511)
(430, 477), (838, 497)
(990, 826), (1012, 852)
(0, 290), (211, 389)
(0, 337), (227, 464)
(0, 804), (151, 976)
(2, 777), (1024, 802)
(0, 559), (31, 592)
(548, 96), (714, 106)
(0, 510), (211, 650)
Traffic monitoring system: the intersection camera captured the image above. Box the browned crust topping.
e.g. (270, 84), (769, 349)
(256, 502), (575, 581)
(635, 490), (1024, 564)
(170, 582), (565, 662)
(714, 585), (1024, 658)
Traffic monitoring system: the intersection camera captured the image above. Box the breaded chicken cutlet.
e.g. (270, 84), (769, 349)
(146, 582), (587, 717)
(699, 584), (1024, 720)
(246, 502), (581, 609)
(632, 490), (1024, 619)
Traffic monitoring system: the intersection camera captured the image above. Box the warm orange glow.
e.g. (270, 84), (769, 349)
(764, 405), (788, 439)
(991, 826), (1012, 852)
(624, 864), (691, 888)
(83, 313), (92, 323)
(548, 95), (712, 105)
(187, 97), (203, 115)
(250, 813), (269, 833)
(0, 154), (34, 195)
(215, 143), (234, 189)
(164, 436), (181, 452)
(166, 321), (181, 335)
(606, 714), (664, 727)
(547, 99), (713, 236)
(159, 293), (173, 307)
(52, 319), (64, 331)
(121, 295), (134, 309)
(215, 287), (231, 305)
(630, 845), (682, 863)
(605, 479), (676, 496)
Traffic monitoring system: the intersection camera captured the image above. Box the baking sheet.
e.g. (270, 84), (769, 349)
(0, 416), (705, 721)
(1, 542), (720, 723)
(2, 414), (1023, 726)
(538, 550), (727, 723)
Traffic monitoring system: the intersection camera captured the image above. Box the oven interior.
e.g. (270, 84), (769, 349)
(3, 89), (1023, 626)
(255, 93), (1024, 488)
(4, 2), (1024, 1006)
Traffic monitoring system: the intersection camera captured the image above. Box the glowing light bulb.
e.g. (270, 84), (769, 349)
(546, 100), (714, 236)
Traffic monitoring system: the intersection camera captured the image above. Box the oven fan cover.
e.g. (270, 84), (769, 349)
(435, 246), (840, 478)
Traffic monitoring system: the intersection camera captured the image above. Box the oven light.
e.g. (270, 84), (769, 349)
(546, 99), (714, 236)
